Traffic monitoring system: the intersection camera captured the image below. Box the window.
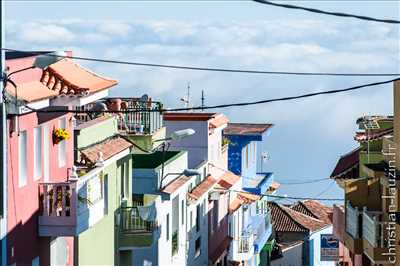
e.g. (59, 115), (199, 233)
(120, 162), (129, 199)
(195, 237), (201, 257)
(33, 127), (42, 180)
(18, 130), (27, 187)
(210, 208), (214, 234)
(203, 167), (207, 179)
(166, 214), (170, 241)
(58, 118), (67, 167)
(181, 200), (185, 225)
(196, 205), (201, 232)
(203, 199), (206, 224)
(190, 211), (193, 228)
(132, 194), (144, 206)
(103, 174), (109, 215)
(246, 145), (249, 168)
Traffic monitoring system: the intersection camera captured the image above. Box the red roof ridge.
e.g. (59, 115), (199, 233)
(281, 205), (328, 232)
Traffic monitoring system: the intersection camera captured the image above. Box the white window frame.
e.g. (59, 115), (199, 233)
(33, 126), (42, 180)
(18, 130), (28, 187)
(58, 117), (67, 167)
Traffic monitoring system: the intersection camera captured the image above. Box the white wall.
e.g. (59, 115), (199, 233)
(310, 226), (335, 266)
(271, 243), (303, 266)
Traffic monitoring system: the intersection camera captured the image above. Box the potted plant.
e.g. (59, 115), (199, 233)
(53, 128), (70, 144)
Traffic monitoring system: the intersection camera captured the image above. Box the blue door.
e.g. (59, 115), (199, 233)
(309, 239), (314, 266)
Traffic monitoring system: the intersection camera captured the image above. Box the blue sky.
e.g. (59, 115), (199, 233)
(4, 1), (400, 202)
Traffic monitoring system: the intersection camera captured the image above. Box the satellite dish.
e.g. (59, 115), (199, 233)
(139, 94), (149, 102)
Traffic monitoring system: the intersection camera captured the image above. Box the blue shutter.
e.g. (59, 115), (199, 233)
(309, 239), (314, 266)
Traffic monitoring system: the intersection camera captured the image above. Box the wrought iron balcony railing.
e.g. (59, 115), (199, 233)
(75, 97), (163, 135)
(118, 206), (156, 234)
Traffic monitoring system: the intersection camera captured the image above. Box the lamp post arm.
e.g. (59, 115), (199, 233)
(6, 66), (35, 79)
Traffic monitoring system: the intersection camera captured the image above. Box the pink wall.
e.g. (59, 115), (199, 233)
(6, 108), (74, 265)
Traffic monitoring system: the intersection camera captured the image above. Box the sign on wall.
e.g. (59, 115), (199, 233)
(320, 234), (339, 261)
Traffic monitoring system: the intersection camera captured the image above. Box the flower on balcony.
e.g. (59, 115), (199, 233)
(53, 128), (70, 144)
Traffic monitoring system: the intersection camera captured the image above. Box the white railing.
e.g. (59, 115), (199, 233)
(39, 181), (77, 219)
(346, 202), (361, 239)
(362, 208), (383, 247)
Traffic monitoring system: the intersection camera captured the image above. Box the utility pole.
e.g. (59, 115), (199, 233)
(0, 0), (7, 264)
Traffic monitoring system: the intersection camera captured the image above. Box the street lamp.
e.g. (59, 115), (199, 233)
(154, 128), (196, 186)
(160, 168), (201, 189)
(1, 51), (66, 135)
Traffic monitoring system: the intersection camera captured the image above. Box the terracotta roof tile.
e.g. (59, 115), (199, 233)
(218, 171), (240, 189)
(5, 58), (117, 103)
(292, 200), (333, 225)
(229, 192), (260, 213)
(269, 202), (308, 233)
(162, 175), (192, 194)
(5, 81), (58, 103)
(188, 175), (218, 200)
(80, 136), (132, 164)
(354, 127), (393, 142)
(46, 58), (117, 95)
(330, 147), (360, 179)
(269, 201), (328, 233)
(224, 123), (273, 136)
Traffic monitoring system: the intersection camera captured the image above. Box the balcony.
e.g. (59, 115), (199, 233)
(362, 209), (390, 263)
(333, 205), (345, 243)
(38, 168), (106, 236)
(117, 206), (157, 247)
(344, 202), (363, 254)
(251, 210), (272, 254)
(75, 97), (165, 152)
(228, 233), (255, 262)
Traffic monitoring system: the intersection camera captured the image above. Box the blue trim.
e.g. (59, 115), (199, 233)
(242, 173), (274, 195)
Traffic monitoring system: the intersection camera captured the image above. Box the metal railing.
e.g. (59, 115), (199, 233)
(75, 98), (163, 135)
(362, 209), (383, 247)
(237, 234), (253, 253)
(119, 206), (156, 234)
(346, 202), (361, 239)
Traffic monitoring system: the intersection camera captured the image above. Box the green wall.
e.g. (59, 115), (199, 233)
(77, 156), (132, 266)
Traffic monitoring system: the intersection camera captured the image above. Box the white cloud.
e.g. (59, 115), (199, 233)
(18, 23), (75, 43)
(97, 21), (131, 36)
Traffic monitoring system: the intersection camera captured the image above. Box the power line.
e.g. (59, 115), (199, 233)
(312, 181), (336, 198)
(228, 188), (343, 201)
(279, 177), (331, 185)
(2, 48), (400, 77)
(253, 0), (400, 24)
(167, 77), (400, 112)
(18, 77), (400, 115)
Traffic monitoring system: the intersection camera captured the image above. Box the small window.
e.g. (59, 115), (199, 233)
(18, 130), (27, 187)
(166, 214), (170, 241)
(246, 145), (249, 168)
(195, 237), (201, 257)
(196, 205), (201, 232)
(33, 127), (42, 180)
(58, 118), (67, 167)
(203, 167), (207, 179)
(181, 200), (185, 225)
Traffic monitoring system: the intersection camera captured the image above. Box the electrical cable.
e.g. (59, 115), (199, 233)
(2, 48), (399, 77)
(279, 177), (331, 185)
(253, 0), (400, 24)
(17, 77), (400, 115)
(226, 188), (344, 201)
